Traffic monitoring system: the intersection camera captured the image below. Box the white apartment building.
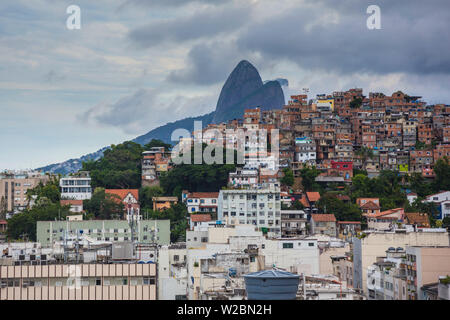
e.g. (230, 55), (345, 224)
(260, 238), (319, 275)
(366, 248), (407, 300)
(228, 167), (259, 188)
(60, 171), (92, 200)
(218, 187), (281, 237)
(158, 243), (188, 300)
(184, 224), (321, 300)
(182, 191), (218, 214)
(295, 137), (316, 164)
(424, 191), (450, 219)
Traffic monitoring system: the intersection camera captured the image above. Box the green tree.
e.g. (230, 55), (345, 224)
(281, 168), (294, 187)
(349, 97), (363, 109)
(26, 175), (61, 204)
(82, 141), (144, 189)
(432, 157), (450, 192)
(442, 216), (450, 230)
(83, 188), (124, 219)
(139, 186), (164, 210)
(408, 172), (432, 198)
(0, 196), (7, 220)
(160, 144), (236, 196)
(291, 200), (304, 210)
(146, 203), (188, 242)
(317, 193), (362, 221)
(300, 165), (320, 191)
(7, 202), (71, 241)
(355, 147), (374, 170)
(144, 139), (172, 151)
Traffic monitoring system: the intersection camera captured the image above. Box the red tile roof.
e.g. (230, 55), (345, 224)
(300, 197), (309, 207)
(337, 221), (361, 224)
(190, 214), (212, 222)
(405, 212), (430, 228)
(360, 201), (380, 210)
(336, 195), (350, 201)
(105, 189), (139, 202)
(311, 214), (336, 222)
(367, 208), (404, 218)
(188, 192), (219, 199)
(306, 192), (321, 202)
(60, 200), (83, 206)
(0, 220), (7, 225)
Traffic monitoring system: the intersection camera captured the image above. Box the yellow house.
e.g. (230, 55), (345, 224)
(152, 196), (178, 211)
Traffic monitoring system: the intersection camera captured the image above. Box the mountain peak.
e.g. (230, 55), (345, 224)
(212, 60), (284, 124)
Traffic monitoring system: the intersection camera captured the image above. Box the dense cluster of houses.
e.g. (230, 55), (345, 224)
(1, 88), (450, 300)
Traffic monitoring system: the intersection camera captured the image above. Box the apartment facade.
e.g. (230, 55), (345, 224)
(60, 171), (92, 201)
(36, 220), (170, 247)
(0, 263), (156, 300)
(218, 187), (281, 237)
(404, 246), (450, 300)
(0, 171), (50, 213)
(352, 230), (450, 295)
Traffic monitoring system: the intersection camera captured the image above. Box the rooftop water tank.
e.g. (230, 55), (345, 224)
(244, 269), (300, 300)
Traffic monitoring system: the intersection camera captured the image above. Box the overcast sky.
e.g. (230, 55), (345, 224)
(1, 0), (449, 170)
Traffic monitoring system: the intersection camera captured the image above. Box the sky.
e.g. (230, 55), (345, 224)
(1, 0), (449, 170)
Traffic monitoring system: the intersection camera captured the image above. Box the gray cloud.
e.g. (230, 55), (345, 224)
(167, 41), (247, 85)
(78, 88), (216, 134)
(118, 0), (230, 9)
(236, 0), (450, 76)
(44, 70), (66, 83)
(128, 4), (250, 48)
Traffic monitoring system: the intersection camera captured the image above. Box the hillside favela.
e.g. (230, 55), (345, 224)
(2, 59), (450, 301)
(1, 1), (450, 307)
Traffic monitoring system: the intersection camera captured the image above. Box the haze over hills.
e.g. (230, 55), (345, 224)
(36, 60), (285, 174)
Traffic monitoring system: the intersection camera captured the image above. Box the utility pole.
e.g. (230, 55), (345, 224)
(302, 273), (306, 300)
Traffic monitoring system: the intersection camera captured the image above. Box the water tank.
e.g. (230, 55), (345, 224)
(244, 269), (300, 300)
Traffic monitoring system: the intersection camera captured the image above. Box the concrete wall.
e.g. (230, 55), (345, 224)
(319, 244), (349, 275)
(261, 239), (319, 275)
(353, 231), (449, 295)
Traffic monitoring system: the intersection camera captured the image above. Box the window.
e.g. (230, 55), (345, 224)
(308, 242), (314, 247)
(122, 278), (128, 285)
(96, 278), (102, 286)
(174, 255), (179, 261)
(283, 243), (294, 249)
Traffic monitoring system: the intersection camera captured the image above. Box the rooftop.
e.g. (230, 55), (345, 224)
(190, 214), (212, 222)
(105, 189), (139, 201)
(311, 214), (336, 222)
(306, 192), (321, 202)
